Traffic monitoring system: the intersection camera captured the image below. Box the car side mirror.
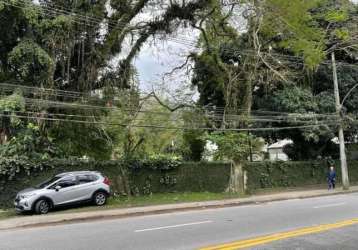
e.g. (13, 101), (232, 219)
(55, 185), (61, 192)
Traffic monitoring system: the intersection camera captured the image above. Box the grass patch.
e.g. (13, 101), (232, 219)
(0, 192), (243, 220)
(0, 210), (16, 220)
(110, 192), (242, 207)
(56, 192), (243, 214)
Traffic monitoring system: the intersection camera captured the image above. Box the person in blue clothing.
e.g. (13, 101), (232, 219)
(327, 165), (336, 190)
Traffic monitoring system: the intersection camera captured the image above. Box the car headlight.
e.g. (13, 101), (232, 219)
(20, 193), (36, 199)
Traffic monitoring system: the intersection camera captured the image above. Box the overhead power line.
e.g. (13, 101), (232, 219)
(0, 112), (339, 132)
(2, 109), (339, 126)
(21, 96), (340, 123)
(0, 82), (341, 119)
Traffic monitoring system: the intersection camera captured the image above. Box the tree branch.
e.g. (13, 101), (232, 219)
(148, 91), (194, 112)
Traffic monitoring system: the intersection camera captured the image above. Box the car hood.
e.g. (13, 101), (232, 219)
(17, 187), (37, 195)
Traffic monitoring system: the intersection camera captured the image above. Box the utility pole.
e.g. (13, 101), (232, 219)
(332, 52), (349, 190)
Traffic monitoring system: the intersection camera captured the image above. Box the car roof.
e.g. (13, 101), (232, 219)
(55, 171), (101, 178)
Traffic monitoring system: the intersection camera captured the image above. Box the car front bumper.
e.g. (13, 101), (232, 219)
(14, 199), (32, 212)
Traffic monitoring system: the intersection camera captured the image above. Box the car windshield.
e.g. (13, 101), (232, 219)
(35, 176), (61, 189)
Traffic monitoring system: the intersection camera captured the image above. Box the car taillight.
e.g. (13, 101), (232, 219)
(103, 177), (111, 186)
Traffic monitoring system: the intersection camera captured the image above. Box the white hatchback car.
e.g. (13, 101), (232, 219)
(14, 171), (111, 214)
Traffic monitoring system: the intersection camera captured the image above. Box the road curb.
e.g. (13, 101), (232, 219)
(1, 189), (358, 231)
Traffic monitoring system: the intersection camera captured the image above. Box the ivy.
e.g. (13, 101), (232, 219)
(125, 156), (182, 171)
(243, 160), (358, 192)
(0, 156), (182, 183)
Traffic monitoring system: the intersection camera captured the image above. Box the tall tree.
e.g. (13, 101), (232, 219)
(0, 0), (219, 159)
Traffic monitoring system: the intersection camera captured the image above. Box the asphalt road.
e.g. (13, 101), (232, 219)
(1, 192), (358, 250)
(254, 224), (358, 250)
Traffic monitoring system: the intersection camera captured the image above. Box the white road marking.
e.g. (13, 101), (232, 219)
(134, 220), (213, 233)
(313, 202), (346, 209)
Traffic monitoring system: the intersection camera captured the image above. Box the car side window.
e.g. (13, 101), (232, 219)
(78, 174), (98, 184)
(55, 176), (78, 188)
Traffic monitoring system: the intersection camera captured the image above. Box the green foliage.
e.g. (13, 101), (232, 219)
(0, 91), (60, 159)
(0, 156), (183, 184)
(325, 9), (349, 23)
(49, 121), (112, 160)
(255, 84), (336, 159)
(0, 92), (25, 128)
(334, 28), (350, 40)
(191, 1), (243, 110)
(40, 15), (72, 35)
(182, 129), (206, 161)
(0, 92), (25, 112)
(125, 155), (182, 171)
(130, 161), (231, 196)
(8, 40), (54, 85)
(179, 109), (208, 161)
(206, 132), (263, 162)
(244, 160), (358, 193)
(105, 96), (185, 159)
(316, 91), (336, 113)
(261, 0), (326, 69)
(191, 51), (227, 107)
(0, 123), (60, 159)
(22, 1), (41, 26)
(258, 0), (357, 70)
(271, 86), (319, 113)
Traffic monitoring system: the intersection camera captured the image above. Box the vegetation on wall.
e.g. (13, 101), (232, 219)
(244, 160), (358, 193)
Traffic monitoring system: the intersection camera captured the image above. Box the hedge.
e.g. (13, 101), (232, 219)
(0, 158), (231, 208)
(5, 157), (358, 209)
(244, 160), (358, 193)
(130, 162), (232, 194)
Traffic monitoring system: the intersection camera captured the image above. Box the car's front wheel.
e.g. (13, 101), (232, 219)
(34, 199), (50, 214)
(93, 191), (107, 206)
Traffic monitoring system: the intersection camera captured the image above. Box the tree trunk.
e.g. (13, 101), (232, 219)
(227, 161), (245, 194)
(0, 129), (8, 144)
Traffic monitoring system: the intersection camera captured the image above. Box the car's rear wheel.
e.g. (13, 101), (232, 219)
(34, 199), (50, 214)
(93, 191), (107, 206)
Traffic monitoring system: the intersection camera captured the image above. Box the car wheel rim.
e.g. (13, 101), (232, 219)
(40, 201), (49, 213)
(95, 193), (106, 205)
